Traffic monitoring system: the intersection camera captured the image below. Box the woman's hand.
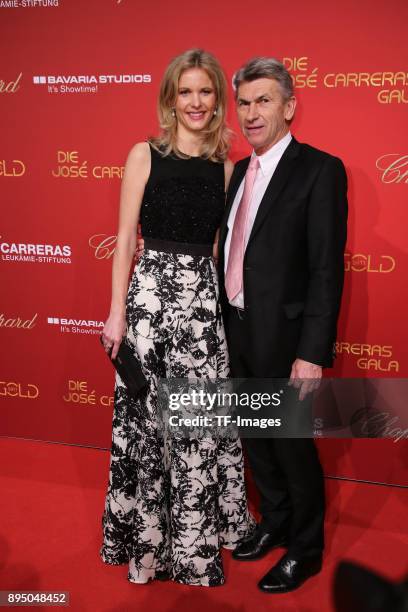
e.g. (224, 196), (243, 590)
(101, 312), (127, 360)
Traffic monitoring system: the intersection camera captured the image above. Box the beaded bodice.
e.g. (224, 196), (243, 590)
(140, 144), (225, 244)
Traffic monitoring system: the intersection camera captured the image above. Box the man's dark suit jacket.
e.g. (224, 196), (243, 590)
(218, 136), (348, 377)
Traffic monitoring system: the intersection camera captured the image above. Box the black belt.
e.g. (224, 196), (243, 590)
(144, 238), (212, 257)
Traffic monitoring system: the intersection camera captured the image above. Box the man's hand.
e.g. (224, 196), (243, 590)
(213, 241), (219, 263)
(135, 237), (144, 262)
(289, 358), (322, 401)
(213, 229), (220, 263)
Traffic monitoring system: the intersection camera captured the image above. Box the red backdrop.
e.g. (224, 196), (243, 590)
(1, 0), (407, 486)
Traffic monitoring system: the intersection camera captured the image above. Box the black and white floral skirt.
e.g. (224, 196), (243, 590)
(100, 247), (254, 586)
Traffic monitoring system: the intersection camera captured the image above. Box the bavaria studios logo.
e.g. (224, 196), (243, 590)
(33, 73), (152, 94)
(48, 316), (104, 335)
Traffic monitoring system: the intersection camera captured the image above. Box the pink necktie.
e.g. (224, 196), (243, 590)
(225, 156), (259, 301)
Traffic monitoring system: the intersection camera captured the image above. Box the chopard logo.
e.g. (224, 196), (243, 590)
(0, 72), (22, 92)
(376, 154), (408, 184)
(89, 234), (117, 260)
(0, 313), (38, 329)
(350, 408), (408, 442)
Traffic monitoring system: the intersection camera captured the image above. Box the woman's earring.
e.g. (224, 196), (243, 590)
(171, 109), (176, 118)
(213, 108), (218, 116)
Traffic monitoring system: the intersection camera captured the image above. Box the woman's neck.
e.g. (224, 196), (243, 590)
(176, 126), (203, 157)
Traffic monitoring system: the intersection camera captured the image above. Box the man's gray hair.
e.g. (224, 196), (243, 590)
(233, 57), (294, 100)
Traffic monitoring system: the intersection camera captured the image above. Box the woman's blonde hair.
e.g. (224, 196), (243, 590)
(149, 48), (231, 162)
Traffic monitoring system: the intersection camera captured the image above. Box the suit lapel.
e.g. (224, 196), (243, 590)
(247, 137), (301, 247)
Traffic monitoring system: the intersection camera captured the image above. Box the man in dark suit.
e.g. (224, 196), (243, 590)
(218, 57), (348, 593)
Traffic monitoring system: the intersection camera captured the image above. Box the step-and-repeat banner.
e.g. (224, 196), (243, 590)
(1, 0), (407, 485)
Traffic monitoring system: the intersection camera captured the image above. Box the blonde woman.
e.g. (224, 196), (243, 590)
(100, 49), (254, 587)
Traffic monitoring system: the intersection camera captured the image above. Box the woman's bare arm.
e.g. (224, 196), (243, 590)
(103, 142), (150, 357)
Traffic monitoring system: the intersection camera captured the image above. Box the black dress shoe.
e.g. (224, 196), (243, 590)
(232, 527), (288, 561)
(258, 552), (322, 593)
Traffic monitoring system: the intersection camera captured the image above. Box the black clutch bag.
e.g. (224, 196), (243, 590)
(100, 336), (148, 398)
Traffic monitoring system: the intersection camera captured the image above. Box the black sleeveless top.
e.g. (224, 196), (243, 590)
(140, 144), (225, 245)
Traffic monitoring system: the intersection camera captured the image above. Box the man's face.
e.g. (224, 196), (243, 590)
(236, 78), (296, 155)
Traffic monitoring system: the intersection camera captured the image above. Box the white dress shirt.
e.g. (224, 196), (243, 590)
(224, 132), (292, 308)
